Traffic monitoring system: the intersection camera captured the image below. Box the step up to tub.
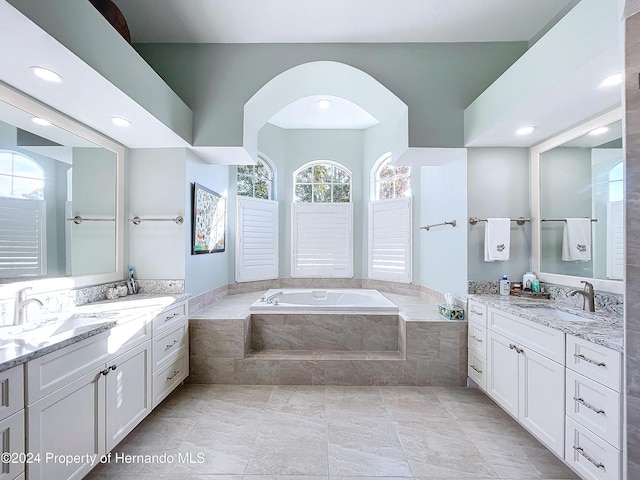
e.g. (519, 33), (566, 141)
(246, 350), (405, 361)
(251, 313), (399, 352)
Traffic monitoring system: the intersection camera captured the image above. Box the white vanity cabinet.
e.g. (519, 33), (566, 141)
(0, 366), (25, 480)
(26, 320), (153, 480)
(564, 335), (622, 480)
(486, 307), (565, 457)
(467, 299), (487, 389)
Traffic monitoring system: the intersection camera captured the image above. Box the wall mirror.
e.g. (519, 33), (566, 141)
(0, 82), (124, 290)
(532, 107), (623, 294)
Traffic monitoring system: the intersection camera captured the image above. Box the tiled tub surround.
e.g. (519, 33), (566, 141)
(189, 291), (468, 386)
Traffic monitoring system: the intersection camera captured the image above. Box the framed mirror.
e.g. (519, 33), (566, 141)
(0, 82), (124, 289)
(531, 107), (623, 294)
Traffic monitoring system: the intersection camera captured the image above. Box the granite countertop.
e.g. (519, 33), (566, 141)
(0, 293), (189, 373)
(469, 294), (623, 353)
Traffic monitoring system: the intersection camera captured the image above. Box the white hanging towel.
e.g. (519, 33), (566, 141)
(484, 218), (511, 262)
(562, 218), (591, 261)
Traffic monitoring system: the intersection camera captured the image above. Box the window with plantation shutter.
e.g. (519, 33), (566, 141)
(368, 197), (412, 283)
(0, 197), (46, 277)
(291, 202), (353, 278)
(236, 196), (278, 282)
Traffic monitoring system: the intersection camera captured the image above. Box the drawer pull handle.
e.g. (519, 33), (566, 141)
(470, 335), (483, 343)
(574, 354), (606, 367)
(509, 344), (524, 354)
(573, 397), (606, 415)
(573, 446), (605, 470)
(470, 364), (482, 374)
(165, 312), (181, 322)
(100, 368), (110, 376)
(471, 309), (484, 316)
(110, 364), (117, 371)
(165, 340), (180, 351)
(166, 370), (181, 381)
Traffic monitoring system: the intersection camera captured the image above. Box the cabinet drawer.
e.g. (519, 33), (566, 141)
(468, 323), (486, 357)
(26, 331), (111, 404)
(566, 369), (621, 449)
(565, 416), (620, 480)
(468, 300), (487, 326)
(566, 335), (622, 392)
(153, 321), (188, 370)
(152, 350), (188, 408)
(0, 410), (25, 480)
(0, 365), (24, 420)
(152, 302), (187, 337)
(468, 350), (486, 390)
(488, 308), (564, 363)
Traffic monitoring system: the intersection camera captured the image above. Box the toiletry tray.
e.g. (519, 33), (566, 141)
(437, 304), (465, 320)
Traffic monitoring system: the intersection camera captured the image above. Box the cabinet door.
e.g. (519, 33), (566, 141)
(0, 410), (24, 480)
(486, 330), (519, 417)
(27, 368), (105, 480)
(519, 346), (565, 457)
(105, 340), (152, 451)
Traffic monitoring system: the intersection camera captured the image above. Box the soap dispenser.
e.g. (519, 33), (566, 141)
(500, 275), (510, 296)
(522, 272), (537, 291)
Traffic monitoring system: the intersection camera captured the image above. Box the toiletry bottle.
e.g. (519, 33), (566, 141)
(522, 271), (537, 291)
(532, 278), (540, 293)
(500, 275), (510, 296)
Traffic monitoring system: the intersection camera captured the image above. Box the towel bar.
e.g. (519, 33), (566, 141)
(469, 217), (529, 226)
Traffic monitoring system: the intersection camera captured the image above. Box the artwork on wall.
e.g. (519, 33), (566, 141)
(192, 182), (226, 254)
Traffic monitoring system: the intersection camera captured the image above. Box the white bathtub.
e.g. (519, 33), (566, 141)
(249, 289), (399, 314)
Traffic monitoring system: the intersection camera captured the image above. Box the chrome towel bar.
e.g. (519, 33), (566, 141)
(129, 216), (184, 225)
(420, 220), (456, 231)
(469, 217), (529, 226)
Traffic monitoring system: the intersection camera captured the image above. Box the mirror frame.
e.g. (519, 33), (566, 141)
(531, 107), (623, 294)
(0, 81), (125, 291)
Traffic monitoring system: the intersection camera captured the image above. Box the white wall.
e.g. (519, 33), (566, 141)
(467, 148), (531, 283)
(128, 148), (186, 280)
(418, 156), (468, 299)
(185, 150), (231, 294)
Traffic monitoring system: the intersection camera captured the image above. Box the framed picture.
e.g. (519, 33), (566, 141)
(192, 182), (226, 254)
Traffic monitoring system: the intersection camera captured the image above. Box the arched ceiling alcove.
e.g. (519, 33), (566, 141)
(243, 61), (408, 164)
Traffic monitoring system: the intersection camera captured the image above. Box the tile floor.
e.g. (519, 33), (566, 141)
(86, 385), (578, 480)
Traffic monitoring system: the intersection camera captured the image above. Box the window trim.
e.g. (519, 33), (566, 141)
(236, 154), (275, 200)
(293, 160), (352, 203)
(0, 149), (45, 200)
(371, 153), (411, 201)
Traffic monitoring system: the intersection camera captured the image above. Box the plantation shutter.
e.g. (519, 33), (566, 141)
(291, 203), (353, 278)
(368, 197), (412, 283)
(0, 197), (46, 277)
(236, 196), (278, 282)
(607, 200), (623, 280)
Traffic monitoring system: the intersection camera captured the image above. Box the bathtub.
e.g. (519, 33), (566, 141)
(249, 288), (399, 314)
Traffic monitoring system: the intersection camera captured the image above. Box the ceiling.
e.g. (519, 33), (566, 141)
(116, 0), (578, 44)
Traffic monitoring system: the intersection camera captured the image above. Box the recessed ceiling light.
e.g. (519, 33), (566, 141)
(516, 126), (536, 136)
(111, 117), (131, 127)
(317, 99), (331, 109)
(599, 73), (623, 87)
(30, 66), (62, 83)
(589, 126), (609, 136)
(31, 117), (51, 126)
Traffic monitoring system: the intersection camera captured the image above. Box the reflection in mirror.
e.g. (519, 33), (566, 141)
(539, 119), (623, 282)
(0, 98), (117, 282)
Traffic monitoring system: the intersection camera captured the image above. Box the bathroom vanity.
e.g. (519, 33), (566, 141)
(0, 295), (189, 480)
(468, 295), (623, 480)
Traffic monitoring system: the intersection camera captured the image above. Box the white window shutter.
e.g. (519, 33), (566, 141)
(368, 197), (412, 283)
(0, 198), (46, 277)
(236, 197), (278, 282)
(291, 203), (353, 278)
(607, 200), (623, 280)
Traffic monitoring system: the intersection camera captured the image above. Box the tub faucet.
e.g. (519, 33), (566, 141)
(569, 281), (595, 312)
(13, 287), (44, 326)
(265, 291), (283, 305)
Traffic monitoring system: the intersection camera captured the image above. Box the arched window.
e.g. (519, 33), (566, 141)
(373, 154), (410, 200)
(0, 150), (44, 199)
(608, 162), (623, 202)
(237, 155), (274, 200)
(293, 161), (351, 202)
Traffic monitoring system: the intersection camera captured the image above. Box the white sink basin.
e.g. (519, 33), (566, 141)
(523, 307), (595, 323)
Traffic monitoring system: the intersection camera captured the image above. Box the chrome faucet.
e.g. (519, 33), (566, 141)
(569, 281), (595, 312)
(265, 291), (283, 305)
(13, 287), (44, 326)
